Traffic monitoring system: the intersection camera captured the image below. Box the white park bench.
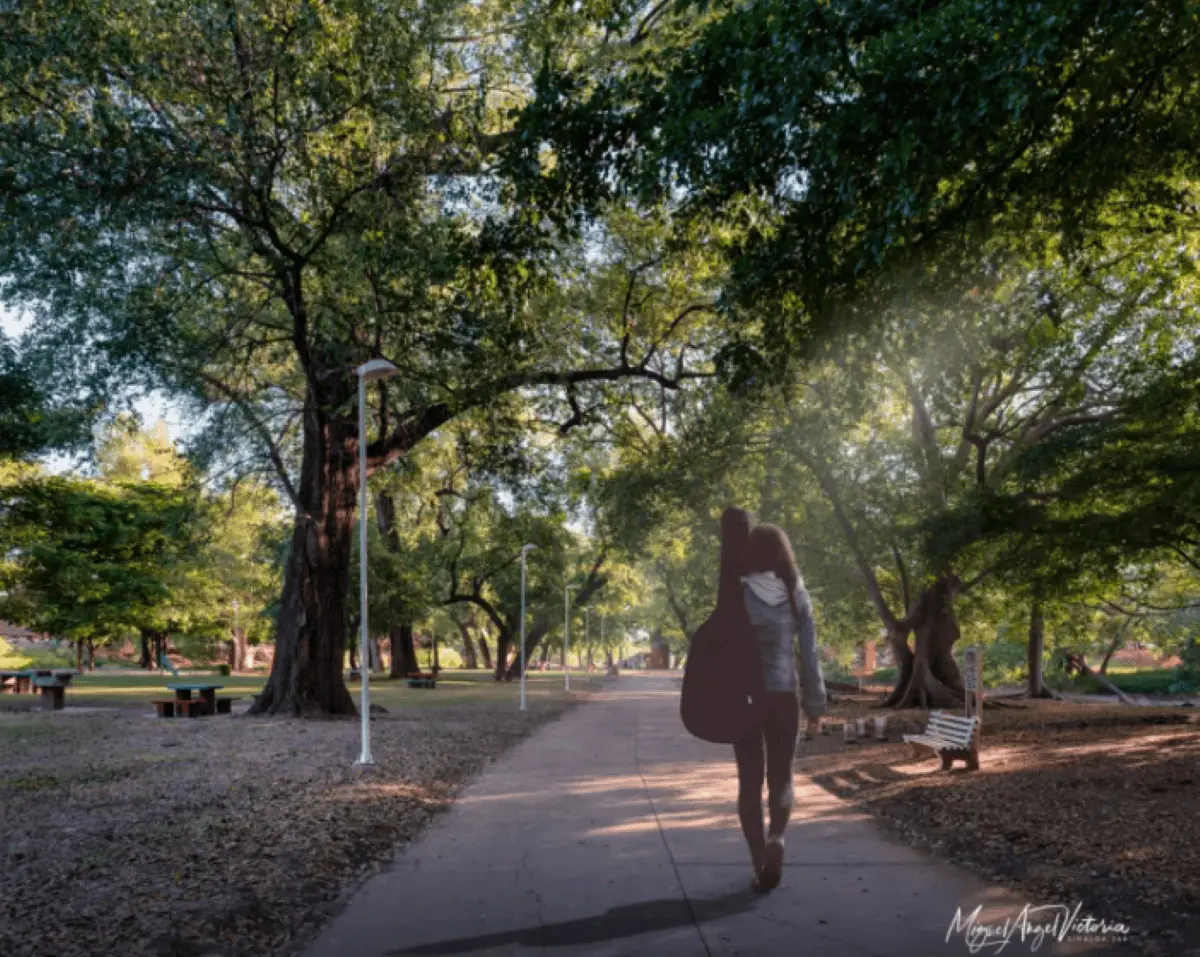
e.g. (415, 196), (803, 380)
(903, 710), (980, 771)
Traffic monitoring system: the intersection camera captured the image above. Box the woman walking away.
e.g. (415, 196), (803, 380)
(737, 523), (826, 892)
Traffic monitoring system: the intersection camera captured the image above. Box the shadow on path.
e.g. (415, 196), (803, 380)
(387, 888), (757, 954)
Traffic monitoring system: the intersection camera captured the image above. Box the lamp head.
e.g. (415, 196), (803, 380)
(357, 358), (399, 382)
(521, 543), (538, 554)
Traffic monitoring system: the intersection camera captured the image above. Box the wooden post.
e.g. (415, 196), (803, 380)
(963, 645), (983, 769)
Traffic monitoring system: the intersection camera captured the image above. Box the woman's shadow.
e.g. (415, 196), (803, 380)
(387, 886), (759, 954)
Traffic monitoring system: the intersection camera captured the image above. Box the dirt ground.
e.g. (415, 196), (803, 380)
(803, 694), (1200, 956)
(0, 693), (581, 957)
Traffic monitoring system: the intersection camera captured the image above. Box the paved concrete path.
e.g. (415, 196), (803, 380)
(307, 675), (1132, 957)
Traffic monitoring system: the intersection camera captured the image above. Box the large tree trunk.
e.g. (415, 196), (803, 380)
(505, 622), (549, 680)
(477, 628), (493, 671)
(1027, 599), (1053, 698)
(75, 639), (83, 671)
(389, 623), (419, 679)
(457, 620), (478, 669)
(883, 576), (965, 709)
(86, 638), (95, 672)
(494, 627), (513, 682)
(251, 391), (358, 716)
(226, 629), (249, 672)
(235, 629), (248, 672)
(139, 629), (154, 670)
(1098, 622), (1130, 674)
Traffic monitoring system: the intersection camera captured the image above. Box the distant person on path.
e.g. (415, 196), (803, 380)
(736, 522), (827, 892)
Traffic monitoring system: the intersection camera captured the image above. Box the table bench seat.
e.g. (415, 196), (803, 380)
(1, 673), (33, 695)
(903, 711), (980, 771)
(32, 676), (67, 710)
(406, 673), (436, 689)
(215, 696), (239, 715)
(174, 698), (209, 718)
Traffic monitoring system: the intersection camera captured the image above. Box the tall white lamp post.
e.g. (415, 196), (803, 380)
(355, 358), (398, 766)
(564, 584), (579, 693)
(519, 544), (538, 711)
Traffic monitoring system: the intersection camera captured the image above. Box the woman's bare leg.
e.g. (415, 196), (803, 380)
(733, 733), (766, 872)
(765, 692), (801, 836)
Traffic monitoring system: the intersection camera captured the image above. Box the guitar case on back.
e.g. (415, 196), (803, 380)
(680, 600), (766, 745)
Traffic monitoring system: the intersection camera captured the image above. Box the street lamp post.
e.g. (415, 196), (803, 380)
(564, 584), (579, 693)
(355, 358), (399, 766)
(519, 544), (538, 711)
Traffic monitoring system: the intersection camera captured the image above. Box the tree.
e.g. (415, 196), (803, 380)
(621, 230), (1198, 706)
(521, 0), (1200, 377)
(2, 2), (717, 714)
(0, 334), (91, 461)
(0, 476), (203, 667)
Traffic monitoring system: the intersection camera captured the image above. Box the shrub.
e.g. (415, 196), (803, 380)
(217, 663), (231, 677)
(0, 639), (74, 670)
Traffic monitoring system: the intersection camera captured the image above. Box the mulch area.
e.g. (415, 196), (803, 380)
(0, 695), (577, 957)
(800, 694), (1200, 955)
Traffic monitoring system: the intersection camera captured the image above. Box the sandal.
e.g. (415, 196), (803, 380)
(754, 834), (785, 892)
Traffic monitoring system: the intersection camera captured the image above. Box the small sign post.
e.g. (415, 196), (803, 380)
(963, 645), (983, 726)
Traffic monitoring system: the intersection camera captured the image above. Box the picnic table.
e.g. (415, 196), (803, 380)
(166, 682), (223, 716)
(32, 675), (68, 710)
(0, 670), (33, 694)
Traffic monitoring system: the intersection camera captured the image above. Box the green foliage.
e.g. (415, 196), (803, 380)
(0, 474), (205, 644)
(977, 641), (1032, 689)
(0, 334), (92, 460)
(1171, 636), (1200, 695)
(522, 0), (1200, 377)
(927, 357), (1200, 597)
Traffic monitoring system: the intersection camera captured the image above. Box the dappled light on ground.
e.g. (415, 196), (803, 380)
(800, 696), (1200, 953)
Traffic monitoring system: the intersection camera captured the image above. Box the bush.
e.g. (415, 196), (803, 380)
(217, 663), (231, 677)
(0, 638), (75, 670)
(979, 640), (1030, 688)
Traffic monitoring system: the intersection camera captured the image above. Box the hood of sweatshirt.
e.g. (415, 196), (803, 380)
(741, 571), (804, 606)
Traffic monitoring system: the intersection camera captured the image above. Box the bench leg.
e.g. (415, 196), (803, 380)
(938, 748), (980, 771)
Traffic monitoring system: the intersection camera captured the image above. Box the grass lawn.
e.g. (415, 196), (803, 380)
(47, 668), (578, 711)
(1063, 667), (1188, 695)
(828, 663), (1193, 697)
